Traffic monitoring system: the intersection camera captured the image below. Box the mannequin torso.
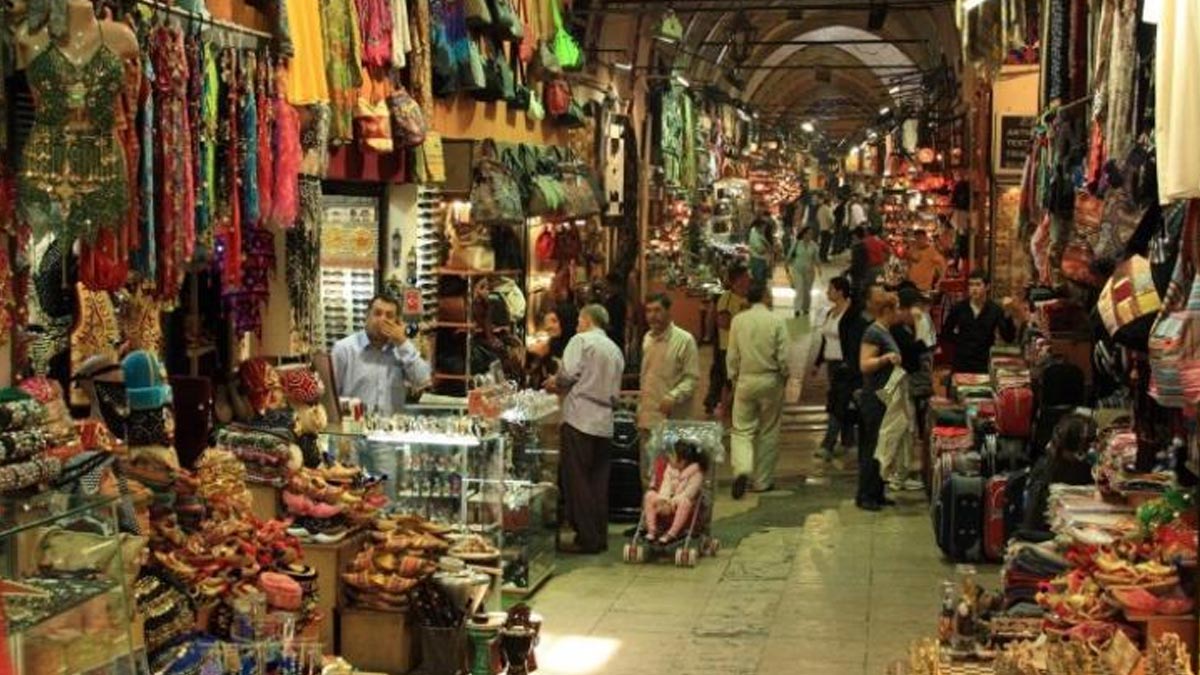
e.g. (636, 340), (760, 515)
(15, 0), (138, 70)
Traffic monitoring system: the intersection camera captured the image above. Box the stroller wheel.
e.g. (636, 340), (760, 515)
(622, 543), (636, 563)
(623, 543), (646, 564)
(704, 538), (721, 556)
(675, 547), (697, 567)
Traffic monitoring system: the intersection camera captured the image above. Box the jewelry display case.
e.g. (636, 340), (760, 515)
(500, 413), (558, 597)
(0, 492), (141, 675)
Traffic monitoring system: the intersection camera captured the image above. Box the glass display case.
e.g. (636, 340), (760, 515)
(0, 492), (141, 675)
(501, 416), (558, 596)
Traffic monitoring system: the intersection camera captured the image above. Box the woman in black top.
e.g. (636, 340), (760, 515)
(857, 291), (902, 511)
(1021, 413), (1096, 537)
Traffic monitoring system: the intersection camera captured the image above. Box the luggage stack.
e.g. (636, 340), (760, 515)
(931, 350), (1038, 563)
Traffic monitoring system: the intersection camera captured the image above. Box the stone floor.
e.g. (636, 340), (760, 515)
(524, 266), (966, 675)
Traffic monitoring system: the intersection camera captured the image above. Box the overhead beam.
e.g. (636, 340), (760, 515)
(593, 2), (951, 12)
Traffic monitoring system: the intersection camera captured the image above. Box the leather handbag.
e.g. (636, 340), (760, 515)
(557, 97), (586, 128)
(535, 229), (556, 261)
(465, 0), (493, 28)
(517, 0), (535, 63)
(354, 98), (394, 153)
(463, 41), (487, 91)
(1074, 190), (1104, 243)
(387, 86), (428, 147)
(473, 44), (509, 103)
(490, 0), (523, 41)
(545, 78), (571, 117)
(470, 139), (525, 223)
(550, 0), (583, 71)
(527, 88), (545, 120)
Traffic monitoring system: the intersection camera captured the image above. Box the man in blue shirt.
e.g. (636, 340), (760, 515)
(332, 294), (431, 497)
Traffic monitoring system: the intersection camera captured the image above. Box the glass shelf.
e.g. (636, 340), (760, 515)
(0, 493), (116, 541)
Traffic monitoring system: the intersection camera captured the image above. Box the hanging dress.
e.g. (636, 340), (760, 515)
(283, 0), (330, 105)
(1155, 0), (1200, 202)
(150, 25), (195, 303)
(18, 33), (129, 243)
(321, 0), (364, 143)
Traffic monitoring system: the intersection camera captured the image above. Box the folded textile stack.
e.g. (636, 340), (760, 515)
(1002, 541), (1069, 608)
(216, 426), (296, 487)
(342, 514), (450, 612)
(1048, 486), (1138, 546)
(0, 389), (61, 494)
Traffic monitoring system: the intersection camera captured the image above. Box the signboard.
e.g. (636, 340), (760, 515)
(993, 114), (1036, 175)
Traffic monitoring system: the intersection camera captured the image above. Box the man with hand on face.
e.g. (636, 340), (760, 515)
(332, 294), (432, 497)
(637, 293), (700, 483)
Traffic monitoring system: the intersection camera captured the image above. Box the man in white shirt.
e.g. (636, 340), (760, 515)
(849, 195), (868, 229)
(727, 282), (790, 497)
(545, 304), (625, 554)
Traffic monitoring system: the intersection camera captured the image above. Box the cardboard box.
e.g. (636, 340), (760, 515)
(247, 483), (281, 521)
(305, 532), (363, 653)
(339, 608), (414, 674)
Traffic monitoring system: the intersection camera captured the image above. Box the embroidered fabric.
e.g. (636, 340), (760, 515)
(286, 178), (321, 346)
(92, 379), (128, 440)
(69, 282), (120, 407)
(126, 406), (171, 447)
(270, 71), (302, 227)
(321, 0), (365, 144)
(18, 38), (129, 241)
(355, 0), (393, 68)
(150, 26), (195, 303)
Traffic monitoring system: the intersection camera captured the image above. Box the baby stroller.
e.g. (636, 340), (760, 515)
(622, 421), (723, 567)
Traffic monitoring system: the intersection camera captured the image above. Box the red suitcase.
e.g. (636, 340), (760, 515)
(995, 386), (1033, 437)
(984, 474), (1009, 561)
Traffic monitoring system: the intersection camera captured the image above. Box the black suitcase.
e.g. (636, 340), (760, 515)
(933, 473), (984, 562)
(1002, 468), (1030, 536)
(608, 410), (642, 522)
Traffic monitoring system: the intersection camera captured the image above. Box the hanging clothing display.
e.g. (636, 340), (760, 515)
(149, 25), (196, 303)
(1155, 0), (1200, 202)
(284, 0), (330, 104)
(321, 0), (365, 144)
(17, 34), (130, 242)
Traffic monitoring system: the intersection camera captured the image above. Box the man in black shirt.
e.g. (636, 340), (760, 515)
(939, 271), (1017, 374)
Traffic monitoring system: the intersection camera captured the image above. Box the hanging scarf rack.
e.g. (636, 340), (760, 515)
(136, 0), (272, 40)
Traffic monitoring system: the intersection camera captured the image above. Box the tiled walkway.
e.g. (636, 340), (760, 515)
(527, 268), (960, 675)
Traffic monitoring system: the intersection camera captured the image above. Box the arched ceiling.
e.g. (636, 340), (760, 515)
(593, 1), (961, 144)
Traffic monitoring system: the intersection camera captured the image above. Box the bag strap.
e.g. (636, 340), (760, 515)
(551, 0), (564, 32)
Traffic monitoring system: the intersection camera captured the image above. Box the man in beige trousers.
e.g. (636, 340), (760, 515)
(637, 293), (700, 484)
(727, 281), (790, 498)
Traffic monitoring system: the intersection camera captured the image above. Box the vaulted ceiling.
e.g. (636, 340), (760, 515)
(592, 0), (961, 144)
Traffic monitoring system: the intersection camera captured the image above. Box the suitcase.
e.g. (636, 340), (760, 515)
(995, 386), (1033, 437)
(933, 473), (984, 562)
(984, 474), (1008, 561)
(1003, 468), (1030, 536)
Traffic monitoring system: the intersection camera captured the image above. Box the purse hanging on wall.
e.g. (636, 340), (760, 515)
(550, 0), (583, 70)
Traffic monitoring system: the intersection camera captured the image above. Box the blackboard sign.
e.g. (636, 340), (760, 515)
(994, 114), (1036, 174)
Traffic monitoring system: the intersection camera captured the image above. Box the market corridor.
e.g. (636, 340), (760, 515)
(527, 272), (958, 675)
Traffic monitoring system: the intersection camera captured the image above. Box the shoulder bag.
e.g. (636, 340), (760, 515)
(516, 0), (536, 63)
(470, 139), (525, 224)
(465, 0), (493, 28)
(387, 85), (429, 147)
(544, 78), (571, 117)
(490, 0), (523, 41)
(550, 0), (583, 71)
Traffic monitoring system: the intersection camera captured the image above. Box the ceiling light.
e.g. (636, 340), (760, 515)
(654, 34), (678, 44)
(879, 106), (891, 115)
(736, 108), (751, 122)
(800, 122), (815, 133)
(888, 85), (900, 94)
(613, 61), (633, 72)
(963, 0), (994, 9)
(675, 74), (690, 87)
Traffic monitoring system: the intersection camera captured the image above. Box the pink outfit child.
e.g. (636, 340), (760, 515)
(643, 461), (704, 540)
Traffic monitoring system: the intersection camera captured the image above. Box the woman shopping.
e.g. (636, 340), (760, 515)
(786, 227), (820, 317)
(856, 291), (902, 511)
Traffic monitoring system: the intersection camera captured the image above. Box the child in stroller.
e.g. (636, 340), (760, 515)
(642, 440), (707, 545)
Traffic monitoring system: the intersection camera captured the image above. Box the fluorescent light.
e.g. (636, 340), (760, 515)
(963, 0), (993, 9)
(736, 109), (751, 122)
(800, 122), (815, 133)
(613, 61), (633, 72)
(879, 106), (891, 115)
(674, 74), (689, 87)
(654, 34), (678, 44)
(888, 85), (900, 94)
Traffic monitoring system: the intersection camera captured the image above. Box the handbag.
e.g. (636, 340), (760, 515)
(386, 86), (428, 147)
(1074, 190), (1104, 243)
(465, 0), (492, 28)
(516, 0), (535, 63)
(490, 0), (523, 40)
(550, 0), (583, 71)
(655, 8), (684, 42)
(527, 89), (545, 120)
(419, 131), (447, 183)
(545, 78), (571, 117)
(557, 97), (586, 127)
(1149, 272), (1200, 408)
(470, 139), (525, 224)
(354, 98), (394, 153)
(473, 42), (510, 103)
(462, 41), (487, 91)
(1099, 255), (1161, 337)
(535, 229), (556, 261)
(432, 23), (458, 97)
(1095, 187), (1147, 262)
(1060, 239), (1101, 287)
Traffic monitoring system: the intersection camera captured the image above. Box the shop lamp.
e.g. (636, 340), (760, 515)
(613, 61), (633, 72)
(962, 0), (993, 10)
(675, 74), (690, 87)
(888, 85), (900, 94)
(800, 122), (815, 133)
(729, 10), (755, 66)
(879, 106), (891, 115)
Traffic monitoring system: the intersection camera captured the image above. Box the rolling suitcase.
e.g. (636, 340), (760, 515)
(933, 473), (984, 562)
(995, 386), (1033, 437)
(984, 474), (1008, 561)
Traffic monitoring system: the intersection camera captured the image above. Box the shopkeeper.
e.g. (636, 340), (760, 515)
(938, 271), (1018, 374)
(332, 294), (432, 495)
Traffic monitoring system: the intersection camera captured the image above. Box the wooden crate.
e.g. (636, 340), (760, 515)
(339, 608), (414, 674)
(304, 532), (364, 653)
